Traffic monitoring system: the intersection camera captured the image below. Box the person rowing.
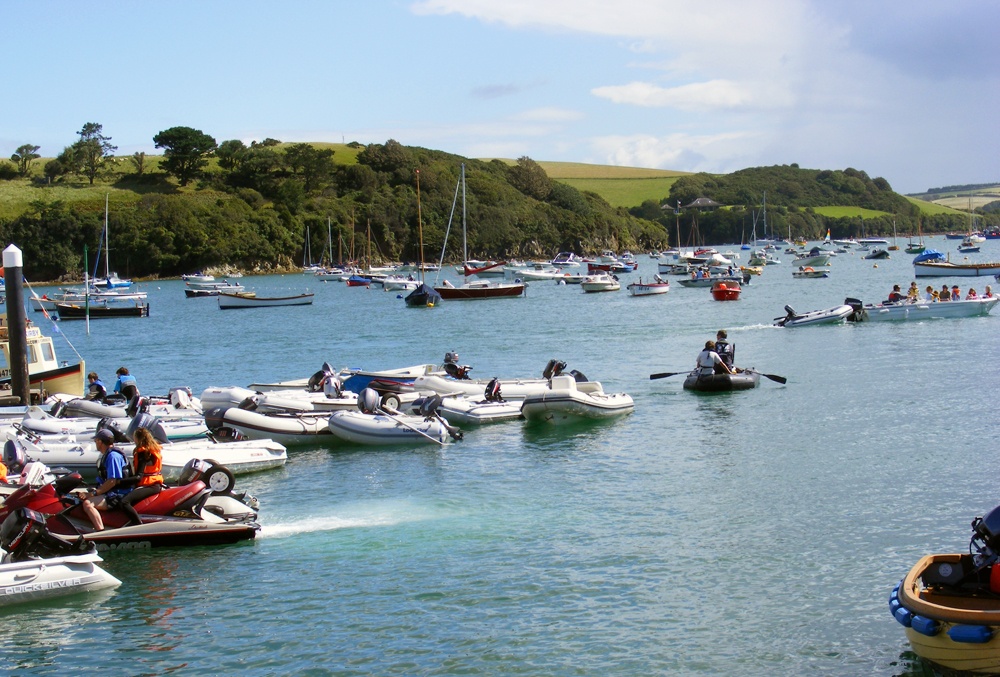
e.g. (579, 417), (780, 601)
(713, 330), (735, 372)
(696, 341), (732, 377)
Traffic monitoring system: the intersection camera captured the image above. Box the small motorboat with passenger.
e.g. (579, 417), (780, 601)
(580, 273), (620, 293)
(844, 296), (1000, 322)
(520, 375), (634, 423)
(792, 266), (829, 279)
(891, 502), (1000, 674)
(0, 507), (121, 606)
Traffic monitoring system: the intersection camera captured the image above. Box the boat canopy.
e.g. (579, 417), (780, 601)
(912, 249), (944, 263)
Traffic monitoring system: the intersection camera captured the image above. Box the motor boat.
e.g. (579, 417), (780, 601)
(407, 380), (523, 426)
(792, 247), (831, 267)
(864, 249), (890, 260)
(551, 252), (582, 268)
(204, 406), (337, 446)
(327, 389), (462, 445)
(844, 296), (1000, 322)
(0, 460), (260, 550)
(773, 304), (855, 327)
(891, 502), (1000, 674)
(412, 373), (550, 401)
(520, 375), (634, 424)
(4, 413), (287, 483)
(626, 276), (670, 297)
(200, 385), (359, 413)
(580, 273), (620, 293)
(0, 507), (121, 606)
(16, 407), (209, 443)
(792, 266), (830, 279)
(679, 274), (744, 288)
(710, 280), (741, 301)
(682, 369), (760, 392)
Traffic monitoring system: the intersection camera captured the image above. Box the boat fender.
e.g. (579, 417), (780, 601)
(358, 388), (380, 415)
(910, 615), (940, 637)
(948, 625), (993, 643)
(892, 606), (913, 627)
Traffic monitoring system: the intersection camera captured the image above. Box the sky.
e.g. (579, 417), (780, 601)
(2, 1), (997, 195)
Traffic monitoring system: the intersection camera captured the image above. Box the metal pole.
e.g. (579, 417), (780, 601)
(3, 244), (30, 404)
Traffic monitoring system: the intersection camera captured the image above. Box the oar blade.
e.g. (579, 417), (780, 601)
(649, 372), (683, 380)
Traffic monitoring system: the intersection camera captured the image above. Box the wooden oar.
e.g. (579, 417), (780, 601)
(649, 371), (687, 380)
(746, 370), (787, 384)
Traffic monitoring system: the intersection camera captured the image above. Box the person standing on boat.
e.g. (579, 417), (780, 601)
(697, 341), (732, 377)
(713, 330), (735, 372)
(113, 366), (138, 400)
(80, 429), (132, 531)
(86, 372), (107, 401)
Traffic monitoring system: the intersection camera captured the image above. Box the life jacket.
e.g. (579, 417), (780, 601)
(133, 445), (163, 487)
(96, 447), (133, 496)
(0, 459), (7, 483)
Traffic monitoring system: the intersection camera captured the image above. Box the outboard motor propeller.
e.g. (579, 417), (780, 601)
(358, 388), (380, 414)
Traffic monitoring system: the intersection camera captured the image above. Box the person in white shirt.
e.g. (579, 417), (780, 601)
(696, 341), (732, 376)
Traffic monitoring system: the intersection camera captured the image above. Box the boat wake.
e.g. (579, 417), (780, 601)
(258, 499), (451, 539)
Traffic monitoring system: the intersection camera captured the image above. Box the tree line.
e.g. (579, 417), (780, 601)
(2, 124), (993, 281)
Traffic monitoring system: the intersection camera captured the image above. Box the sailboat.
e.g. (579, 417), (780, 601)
(433, 164), (525, 300)
(888, 220), (900, 251)
(405, 169), (442, 308)
(905, 219), (926, 254)
(91, 194), (132, 289)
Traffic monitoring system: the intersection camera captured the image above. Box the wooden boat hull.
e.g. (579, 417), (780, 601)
(914, 261), (1000, 277)
(55, 303), (148, 319)
(218, 293), (314, 309)
(683, 371), (760, 392)
(434, 283), (525, 299)
(893, 554), (1000, 674)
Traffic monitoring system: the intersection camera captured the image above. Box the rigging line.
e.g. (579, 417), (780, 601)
(21, 279), (85, 364)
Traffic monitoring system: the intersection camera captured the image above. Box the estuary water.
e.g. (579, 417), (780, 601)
(5, 237), (1000, 675)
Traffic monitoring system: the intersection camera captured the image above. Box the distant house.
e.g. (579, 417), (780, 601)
(681, 197), (722, 210)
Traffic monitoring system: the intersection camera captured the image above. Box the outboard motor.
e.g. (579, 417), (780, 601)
(169, 386), (194, 409)
(418, 394), (443, 418)
(97, 417), (131, 444)
(543, 359), (567, 379)
(126, 412), (168, 444)
(484, 378), (503, 402)
(49, 400), (67, 419)
(177, 458), (211, 485)
(324, 375), (343, 399)
(844, 297), (865, 322)
(0, 508), (93, 562)
(569, 369), (588, 383)
(3, 440), (27, 474)
(919, 504), (1000, 593)
(784, 305), (797, 318)
(358, 388), (380, 415)
(443, 352), (471, 379)
(307, 368), (330, 392)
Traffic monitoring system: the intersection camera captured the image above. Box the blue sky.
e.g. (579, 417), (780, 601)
(2, 0), (996, 194)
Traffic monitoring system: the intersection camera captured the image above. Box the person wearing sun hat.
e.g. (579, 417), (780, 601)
(80, 428), (132, 531)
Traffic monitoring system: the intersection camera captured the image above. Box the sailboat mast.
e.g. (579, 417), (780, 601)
(416, 169), (425, 282)
(461, 163), (468, 278)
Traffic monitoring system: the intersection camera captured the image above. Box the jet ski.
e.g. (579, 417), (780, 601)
(0, 507), (121, 606)
(0, 458), (260, 550)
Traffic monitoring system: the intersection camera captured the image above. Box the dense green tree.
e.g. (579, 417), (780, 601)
(73, 122), (117, 184)
(153, 126), (217, 186)
(508, 156), (552, 200)
(129, 152), (147, 176)
(10, 144), (40, 177)
(283, 143), (335, 193)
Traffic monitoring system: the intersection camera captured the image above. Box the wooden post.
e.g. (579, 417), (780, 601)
(3, 244), (29, 404)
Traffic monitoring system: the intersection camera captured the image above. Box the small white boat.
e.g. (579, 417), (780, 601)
(678, 274), (743, 288)
(410, 391), (523, 426)
(774, 304), (854, 327)
(327, 409), (453, 445)
(551, 252), (582, 268)
(847, 296), (999, 321)
(218, 292), (314, 309)
(626, 276), (670, 296)
(412, 374), (550, 401)
(200, 385), (358, 413)
(520, 375), (634, 423)
(381, 275), (420, 292)
(792, 248), (831, 267)
(0, 509), (121, 607)
(204, 406), (336, 446)
(792, 266), (829, 279)
(580, 273), (620, 293)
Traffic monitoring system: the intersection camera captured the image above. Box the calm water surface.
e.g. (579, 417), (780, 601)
(5, 237), (999, 675)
